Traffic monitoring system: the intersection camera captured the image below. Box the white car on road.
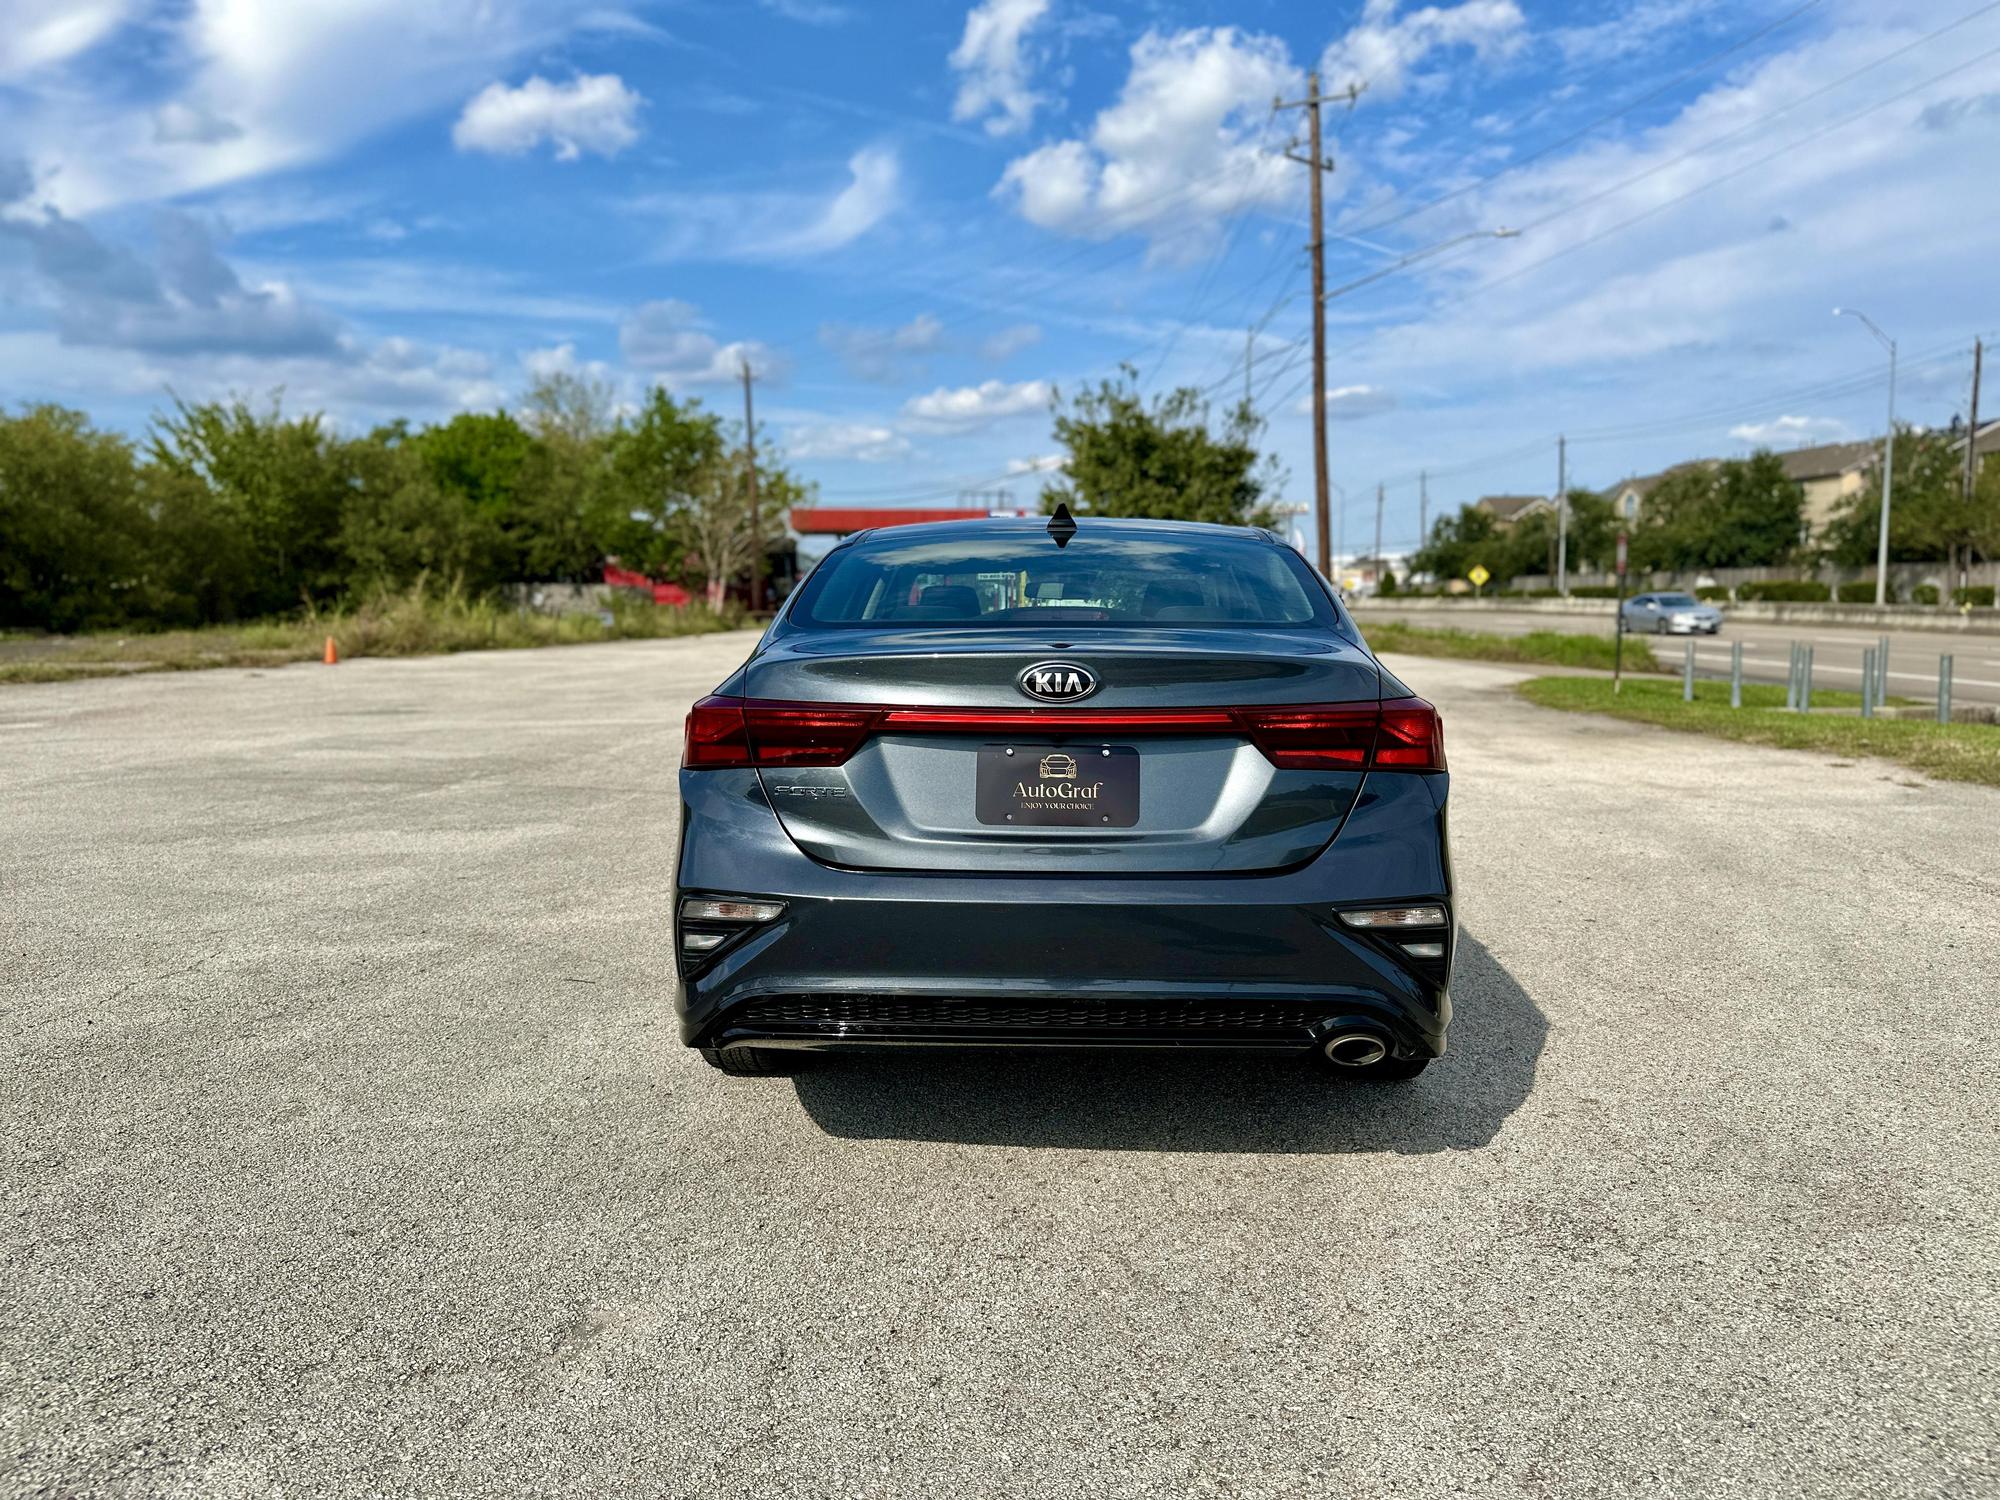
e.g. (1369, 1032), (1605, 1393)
(1621, 591), (1724, 634)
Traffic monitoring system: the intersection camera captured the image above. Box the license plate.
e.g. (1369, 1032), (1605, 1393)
(975, 745), (1140, 827)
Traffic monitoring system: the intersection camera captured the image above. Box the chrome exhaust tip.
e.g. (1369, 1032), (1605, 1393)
(1322, 1032), (1389, 1067)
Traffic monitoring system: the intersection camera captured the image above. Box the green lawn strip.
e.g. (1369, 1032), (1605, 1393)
(1363, 620), (1661, 673)
(1517, 675), (2000, 788)
(0, 587), (749, 687)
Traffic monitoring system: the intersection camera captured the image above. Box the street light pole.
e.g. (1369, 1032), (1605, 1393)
(1835, 308), (1898, 608)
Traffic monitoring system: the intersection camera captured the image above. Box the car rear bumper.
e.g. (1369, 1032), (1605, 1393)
(673, 768), (1455, 1060)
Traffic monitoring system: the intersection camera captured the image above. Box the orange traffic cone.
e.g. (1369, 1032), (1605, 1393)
(323, 635), (339, 665)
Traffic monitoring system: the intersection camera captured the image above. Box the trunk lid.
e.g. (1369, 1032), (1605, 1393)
(744, 625), (1380, 874)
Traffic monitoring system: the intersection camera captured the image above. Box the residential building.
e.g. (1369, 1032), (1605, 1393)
(1472, 494), (1554, 528)
(1773, 439), (1881, 536)
(1605, 460), (1715, 522)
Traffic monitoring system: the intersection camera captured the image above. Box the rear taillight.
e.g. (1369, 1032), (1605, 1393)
(744, 703), (882, 767)
(683, 697), (883, 769)
(1373, 697), (1446, 771)
(684, 696), (752, 768)
(1233, 705), (1377, 768)
(681, 696), (1445, 772)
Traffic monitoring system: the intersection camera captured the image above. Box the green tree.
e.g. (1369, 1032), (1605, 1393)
(1042, 366), (1278, 526)
(146, 395), (352, 617)
(511, 372), (623, 581)
(1631, 452), (1803, 570)
(1411, 503), (1503, 585)
(677, 437), (807, 609)
(338, 426), (506, 592)
(0, 404), (148, 631)
(606, 387), (726, 578)
(1822, 426), (1996, 579)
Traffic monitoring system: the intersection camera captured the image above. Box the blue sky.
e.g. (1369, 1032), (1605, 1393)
(3, 0), (1998, 559)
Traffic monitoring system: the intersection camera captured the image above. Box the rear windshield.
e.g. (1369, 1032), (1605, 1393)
(790, 530), (1334, 629)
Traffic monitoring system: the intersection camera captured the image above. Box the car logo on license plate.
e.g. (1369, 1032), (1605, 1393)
(1017, 661), (1098, 702)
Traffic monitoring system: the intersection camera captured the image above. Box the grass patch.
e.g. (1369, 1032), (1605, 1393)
(1364, 620), (1661, 674)
(0, 581), (751, 686)
(1517, 674), (2000, 787)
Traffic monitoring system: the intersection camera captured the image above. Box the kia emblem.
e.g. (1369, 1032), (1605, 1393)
(1017, 661), (1098, 702)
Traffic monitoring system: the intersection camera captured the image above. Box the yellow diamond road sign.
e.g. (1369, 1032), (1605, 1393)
(1468, 564), (1491, 587)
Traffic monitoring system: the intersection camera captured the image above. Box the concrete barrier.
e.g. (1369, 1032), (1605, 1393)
(1352, 596), (2000, 636)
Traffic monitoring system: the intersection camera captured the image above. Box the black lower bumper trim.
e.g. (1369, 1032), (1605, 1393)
(709, 995), (1439, 1057)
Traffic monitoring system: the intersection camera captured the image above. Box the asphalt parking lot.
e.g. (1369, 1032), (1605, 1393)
(3, 637), (1996, 1498)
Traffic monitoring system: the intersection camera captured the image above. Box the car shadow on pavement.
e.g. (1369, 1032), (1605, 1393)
(789, 937), (1544, 1155)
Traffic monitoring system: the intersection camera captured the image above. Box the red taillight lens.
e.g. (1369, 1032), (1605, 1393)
(684, 698), (883, 768)
(681, 696), (1445, 772)
(684, 696), (752, 768)
(1233, 705), (1377, 768)
(742, 703), (884, 767)
(1374, 697), (1446, 771)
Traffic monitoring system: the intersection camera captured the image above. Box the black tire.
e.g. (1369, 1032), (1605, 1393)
(701, 1045), (798, 1076)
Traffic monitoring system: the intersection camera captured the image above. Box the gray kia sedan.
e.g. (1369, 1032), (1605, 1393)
(674, 514), (1454, 1082)
(1620, 591), (1724, 634)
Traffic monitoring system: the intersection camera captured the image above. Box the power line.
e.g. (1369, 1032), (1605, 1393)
(1337, 0), (1834, 244)
(1316, 16), (2000, 376)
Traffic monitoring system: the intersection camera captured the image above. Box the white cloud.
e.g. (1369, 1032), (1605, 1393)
(996, 28), (1299, 252)
(784, 422), (911, 462)
(0, 0), (131, 80)
(819, 314), (945, 380)
(1321, 0), (1526, 101)
(982, 322), (1043, 361)
(452, 73), (642, 160)
(1007, 452), (1067, 475)
(760, 0), (851, 23)
(10, 2), (620, 216)
(1298, 384), (1399, 420)
(152, 100), (245, 146)
(1552, 0), (1718, 68)
(640, 145), (901, 261)
(0, 204), (344, 358)
(1729, 414), (1849, 447)
(903, 378), (1051, 429)
(618, 299), (780, 385)
(950, 0), (1054, 137)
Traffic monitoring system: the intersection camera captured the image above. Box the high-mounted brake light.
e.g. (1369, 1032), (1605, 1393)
(681, 696), (1445, 772)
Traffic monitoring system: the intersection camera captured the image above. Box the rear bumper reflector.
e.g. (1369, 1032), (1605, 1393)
(683, 696), (1444, 774)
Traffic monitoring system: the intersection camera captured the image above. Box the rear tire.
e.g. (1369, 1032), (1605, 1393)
(701, 1045), (799, 1076)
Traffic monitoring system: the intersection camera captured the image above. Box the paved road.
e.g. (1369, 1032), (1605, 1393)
(3, 641), (1996, 1498)
(1355, 605), (2000, 708)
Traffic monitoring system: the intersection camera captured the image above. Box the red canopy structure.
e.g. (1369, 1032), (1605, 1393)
(789, 507), (1026, 536)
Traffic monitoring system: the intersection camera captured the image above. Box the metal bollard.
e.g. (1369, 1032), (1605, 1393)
(1802, 646), (1814, 714)
(1684, 639), (1696, 702)
(1861, 648), (1875, 718)
(1939, 654), (1954, 724)
(1877, 635), (1890, 701)
(1730, 641), (1743, 709)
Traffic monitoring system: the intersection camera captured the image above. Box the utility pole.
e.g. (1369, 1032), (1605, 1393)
(1556, 434), (1569, 595)
(741, 360), (762, 614)
(1835, 308), (1897, 607)
(1277, 73), (1360, 580)
(1373, 482), (1385, 586)
(1962, 338), (1984, 604)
